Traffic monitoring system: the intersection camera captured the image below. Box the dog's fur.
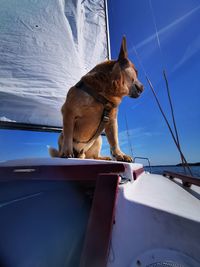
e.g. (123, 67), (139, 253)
(49, 37), (144, 162)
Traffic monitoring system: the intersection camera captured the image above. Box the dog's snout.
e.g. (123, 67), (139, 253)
(135, 80), (144, 93)
(129, 79), (144, 98)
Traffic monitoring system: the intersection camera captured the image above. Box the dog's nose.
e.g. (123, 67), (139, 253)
(135, 80), (144, 93)
(139, 83), (144, 92)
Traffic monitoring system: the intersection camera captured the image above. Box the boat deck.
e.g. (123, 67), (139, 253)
(0, 158), (200, 267)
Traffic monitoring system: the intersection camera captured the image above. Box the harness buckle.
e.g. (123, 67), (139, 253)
(103, 110), (110, 122)
(103, 115), (109, 122)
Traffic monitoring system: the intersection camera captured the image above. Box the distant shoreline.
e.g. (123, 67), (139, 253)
(149, 162), (200, 167)
(176, 162), (200, 167)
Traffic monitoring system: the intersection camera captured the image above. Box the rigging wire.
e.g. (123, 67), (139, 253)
(132, 46), (148, 77)
(132, 46), (191, 173)
(133, 46), (191, 174)
(148, 0), (192, 175)
(163, 70), (188, 174)
(146, 76), (193, 176)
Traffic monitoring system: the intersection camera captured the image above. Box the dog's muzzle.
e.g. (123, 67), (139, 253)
(129, 80), (144, 98)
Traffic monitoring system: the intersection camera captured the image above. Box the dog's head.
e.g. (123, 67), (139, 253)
(112, 37), (144, 98)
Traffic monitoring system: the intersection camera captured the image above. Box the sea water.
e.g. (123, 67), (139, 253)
(145, 166), (200, 178)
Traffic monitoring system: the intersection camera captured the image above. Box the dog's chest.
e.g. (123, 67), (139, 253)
(73, 106), (103, 139)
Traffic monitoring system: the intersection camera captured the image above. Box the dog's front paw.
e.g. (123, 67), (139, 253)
(114, 153), (133, 162)
(60, 147), (74, 158)
(122, 154), (133, 162)
(60, 152), (74, 158)
(96, 156), (112, 161)
(111, 148), (133, 162)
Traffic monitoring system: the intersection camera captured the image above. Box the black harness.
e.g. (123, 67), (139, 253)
(74, 80), (116, 153)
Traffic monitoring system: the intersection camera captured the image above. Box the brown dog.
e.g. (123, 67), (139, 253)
(49, 37), (144, 162)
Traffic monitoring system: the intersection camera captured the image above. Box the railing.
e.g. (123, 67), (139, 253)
(163, 170), (200, 187)
(134, 156), (152, 173)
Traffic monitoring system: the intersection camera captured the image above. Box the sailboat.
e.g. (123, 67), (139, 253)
(0, 1), (200, 266)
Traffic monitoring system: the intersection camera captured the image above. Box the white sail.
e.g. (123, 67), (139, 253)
(0, 0), (109, 128)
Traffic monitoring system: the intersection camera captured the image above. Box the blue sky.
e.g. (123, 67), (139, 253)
(105, 0), (200, 165)
(0, 0), (200, 165)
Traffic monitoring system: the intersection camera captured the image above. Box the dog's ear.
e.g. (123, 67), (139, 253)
(118, 36), (128, 61)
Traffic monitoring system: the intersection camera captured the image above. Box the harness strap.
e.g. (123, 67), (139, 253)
(74, 80), (116, 154)
(75, 80), (116, 109)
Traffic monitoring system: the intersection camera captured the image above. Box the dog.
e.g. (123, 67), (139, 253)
(49, 37), (144, 162)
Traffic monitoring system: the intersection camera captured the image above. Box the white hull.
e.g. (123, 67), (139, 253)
(108, 171), (200, 267)
(0, 158), (199, 267)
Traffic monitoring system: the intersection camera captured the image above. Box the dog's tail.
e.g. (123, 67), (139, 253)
(48, 146), (60, 157)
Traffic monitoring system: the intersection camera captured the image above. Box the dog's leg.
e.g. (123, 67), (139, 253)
(85, 136), (111, 160)
(105, 110), (132, 162)
(60, 109), (75, 158)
